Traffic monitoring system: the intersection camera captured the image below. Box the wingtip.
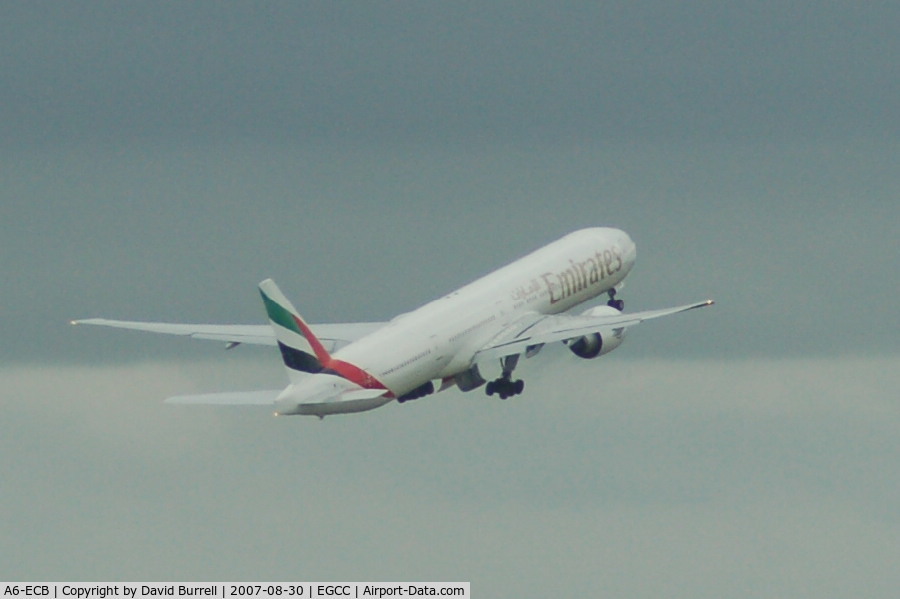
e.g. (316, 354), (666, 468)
(71, 318), (101, 325)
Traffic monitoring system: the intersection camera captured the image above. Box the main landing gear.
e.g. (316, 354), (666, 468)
(485, 354), (525, 400)
(607, 288), (624, 311)
(486, 378), (524, 400)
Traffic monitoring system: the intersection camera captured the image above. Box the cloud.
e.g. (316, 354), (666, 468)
(2, 354), (899, 596)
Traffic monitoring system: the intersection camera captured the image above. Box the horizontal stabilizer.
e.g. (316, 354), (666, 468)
(165, 390), (280, 405)
(336, 388), (390, 402)
(275, 385), (392, 416)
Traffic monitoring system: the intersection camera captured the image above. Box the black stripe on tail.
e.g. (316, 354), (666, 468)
(277, 341), (324, 373)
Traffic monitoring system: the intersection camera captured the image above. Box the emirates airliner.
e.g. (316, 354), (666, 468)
(73, 227), (713, 417)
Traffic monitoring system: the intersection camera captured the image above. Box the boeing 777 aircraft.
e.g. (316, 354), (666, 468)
(73, 227), (712, 417)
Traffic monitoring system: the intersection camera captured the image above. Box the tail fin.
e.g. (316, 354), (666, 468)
(259, 279), (332, 382)
(259, 278), (391, 395)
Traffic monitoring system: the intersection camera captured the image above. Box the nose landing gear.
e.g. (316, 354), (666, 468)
(607, 288), (624, 311)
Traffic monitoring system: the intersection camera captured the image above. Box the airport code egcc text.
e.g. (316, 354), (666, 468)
(2, 585), (469, 599)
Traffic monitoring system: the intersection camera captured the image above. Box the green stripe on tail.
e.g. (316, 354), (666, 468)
(260, 289), (303, 336)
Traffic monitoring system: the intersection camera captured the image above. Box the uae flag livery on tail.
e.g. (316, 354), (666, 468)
(259, 279), (327, 378)
(258, 279), (391, 394)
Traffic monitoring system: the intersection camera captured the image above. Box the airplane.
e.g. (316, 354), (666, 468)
(72, 227), (713, 417)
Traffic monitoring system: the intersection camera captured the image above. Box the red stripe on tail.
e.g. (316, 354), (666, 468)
(292, 315), (393, 397)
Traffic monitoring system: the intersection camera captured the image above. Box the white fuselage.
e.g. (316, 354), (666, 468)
(327, 227), (637, 399)
(77, 224), (713, 416)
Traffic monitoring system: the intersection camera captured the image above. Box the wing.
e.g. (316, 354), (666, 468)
(474, 300), (714, 363)
(71, 318), (386, 351)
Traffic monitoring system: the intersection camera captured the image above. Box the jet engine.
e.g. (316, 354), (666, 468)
(454, 364), (486, 392)
(566, 305), (628, 359)
(397, 381), (435, 403)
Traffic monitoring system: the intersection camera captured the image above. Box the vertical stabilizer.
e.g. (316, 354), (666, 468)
(259, 279), (331, 383)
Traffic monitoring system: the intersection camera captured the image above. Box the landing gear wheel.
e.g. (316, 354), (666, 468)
(486, 377), (525, 398)
(607, 298), (624, 311)
(607, 288), (624, 311)
(488, 354), (527, 399)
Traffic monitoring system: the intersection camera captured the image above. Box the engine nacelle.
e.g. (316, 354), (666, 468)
(580, 305), (623, 318)
(567, 328), (627, 359)
(567, 305), (628, 359)
(568, 333), (603, 358)
(397, 380), (435, 403)
(454, 364), (486, 392)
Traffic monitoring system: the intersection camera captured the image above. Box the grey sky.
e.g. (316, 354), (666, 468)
(4, 2), (900, 145)
(2, 2), (898, 595)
